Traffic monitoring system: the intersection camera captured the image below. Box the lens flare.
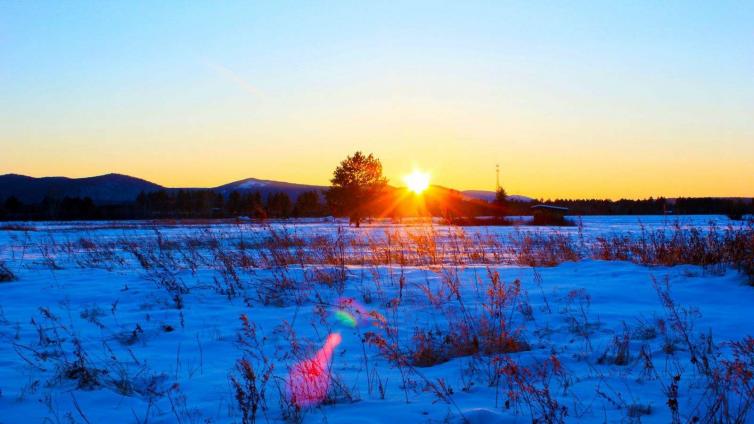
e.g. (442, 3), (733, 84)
(334, 310), (357, 328)
(333, 297), (385, 329)
(287, 333), (342, 408)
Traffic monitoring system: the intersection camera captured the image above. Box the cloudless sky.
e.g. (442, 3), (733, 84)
(1, 1), (752, 199)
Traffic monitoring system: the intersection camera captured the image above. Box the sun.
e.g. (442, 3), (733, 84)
(403, 169), (431, 194)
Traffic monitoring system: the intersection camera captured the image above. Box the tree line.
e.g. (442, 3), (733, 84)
(0, 189), (327, 221)
(1, 191), (750, 222)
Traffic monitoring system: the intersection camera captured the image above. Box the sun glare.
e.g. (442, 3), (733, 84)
(404, 169), (431, 194)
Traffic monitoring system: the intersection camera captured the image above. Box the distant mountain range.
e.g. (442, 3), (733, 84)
(460, 190), (533, 203)
(0, 173), (330, 204)
(0, 173), (531, 205)
(0, 174), (163, 204)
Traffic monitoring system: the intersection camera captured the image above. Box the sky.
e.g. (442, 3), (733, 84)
(1, 1), (752, 199)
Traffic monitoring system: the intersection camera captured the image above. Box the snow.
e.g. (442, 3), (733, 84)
(507, 195), (533, 202)
(236, 180), (269, 189)
(460, 191), (532, 203)
(0, 216), (751, 423)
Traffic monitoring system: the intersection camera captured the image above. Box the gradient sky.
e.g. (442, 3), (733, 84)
(1, 1), (752, 199)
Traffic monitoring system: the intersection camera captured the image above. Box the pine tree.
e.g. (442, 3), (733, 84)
(293, 191), (323, 217)
(494, 187), (508, 217)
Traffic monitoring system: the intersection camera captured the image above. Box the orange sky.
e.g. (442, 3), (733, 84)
(2, 2), (752, 200)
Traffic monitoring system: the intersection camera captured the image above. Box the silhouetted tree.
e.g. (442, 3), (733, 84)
(493, 187), (508, 217)
(326, 151), (388, 227)
(4, 196), (22, 213)
(293, 191), (323, 217)
(40, 196), (57, 219)
(227, 191), (243, 216)
(59, 196), (96, 219)
(266, 192), (291, 218)
(242, 192), (264, 218)
(726, 200), (747, 220)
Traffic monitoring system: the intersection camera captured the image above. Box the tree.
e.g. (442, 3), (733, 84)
(243, 192), (265, 218)
(266, 192), (291, 218)
(293, 191), (323, 217)
(493, 187), (508, 217)
(326, 151), (388, 227)
(4, 196), (22, 213)
(227, 190), (242, 216)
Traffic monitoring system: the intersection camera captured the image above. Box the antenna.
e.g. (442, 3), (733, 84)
(495, 164), (500, 191)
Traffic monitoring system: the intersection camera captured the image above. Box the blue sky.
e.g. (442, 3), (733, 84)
(1, 1), (752, 198)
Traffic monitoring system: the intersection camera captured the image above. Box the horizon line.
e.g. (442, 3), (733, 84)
(2, 171), (753, 202)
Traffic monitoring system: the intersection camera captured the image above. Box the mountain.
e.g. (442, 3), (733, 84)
(0, 173), (163, 204)
(0, 173), (530, 205)
(461, 190), (533, 203)
(0, 173), (329, 204)
(213, 178), (327, 200)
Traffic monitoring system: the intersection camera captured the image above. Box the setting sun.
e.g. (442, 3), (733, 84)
(403, 169), (431, 194)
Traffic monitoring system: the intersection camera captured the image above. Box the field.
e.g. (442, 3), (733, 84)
(0, 216), (752, 423)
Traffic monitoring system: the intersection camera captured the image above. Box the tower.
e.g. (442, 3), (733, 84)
(495, 164), (500, 192)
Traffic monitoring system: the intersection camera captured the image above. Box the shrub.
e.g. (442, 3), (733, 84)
(598, 330), (631, 366)
(230, 359), (273, 424)
(62, 339), (103, 390)
(497, 354), (569, 423)
(231, 315), (274, 423)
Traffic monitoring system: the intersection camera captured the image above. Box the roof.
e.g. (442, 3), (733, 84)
(531, 204), (569, 212)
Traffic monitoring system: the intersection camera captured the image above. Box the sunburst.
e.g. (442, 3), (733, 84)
(403, 169), (431, 194)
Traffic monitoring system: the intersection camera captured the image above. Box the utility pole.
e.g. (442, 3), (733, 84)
(495, 164), (500, 192)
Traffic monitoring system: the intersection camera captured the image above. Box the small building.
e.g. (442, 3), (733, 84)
(530, 204), (569, 225)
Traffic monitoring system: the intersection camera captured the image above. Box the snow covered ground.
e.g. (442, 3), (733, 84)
(0, 216), (751, 423)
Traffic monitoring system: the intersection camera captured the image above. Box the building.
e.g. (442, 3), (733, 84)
(530, 204), (569, 225)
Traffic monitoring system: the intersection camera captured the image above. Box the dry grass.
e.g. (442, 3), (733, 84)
(594, 223), (754, 282)
(3, 221), (753, 422)
(0, 260), (15, 282)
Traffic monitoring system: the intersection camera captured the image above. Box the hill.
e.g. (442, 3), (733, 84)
(461, 190), (533, 203)
(0, 173), (329, 205)
(0, 173), (163, 204)
(213, 178), (327, 200)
